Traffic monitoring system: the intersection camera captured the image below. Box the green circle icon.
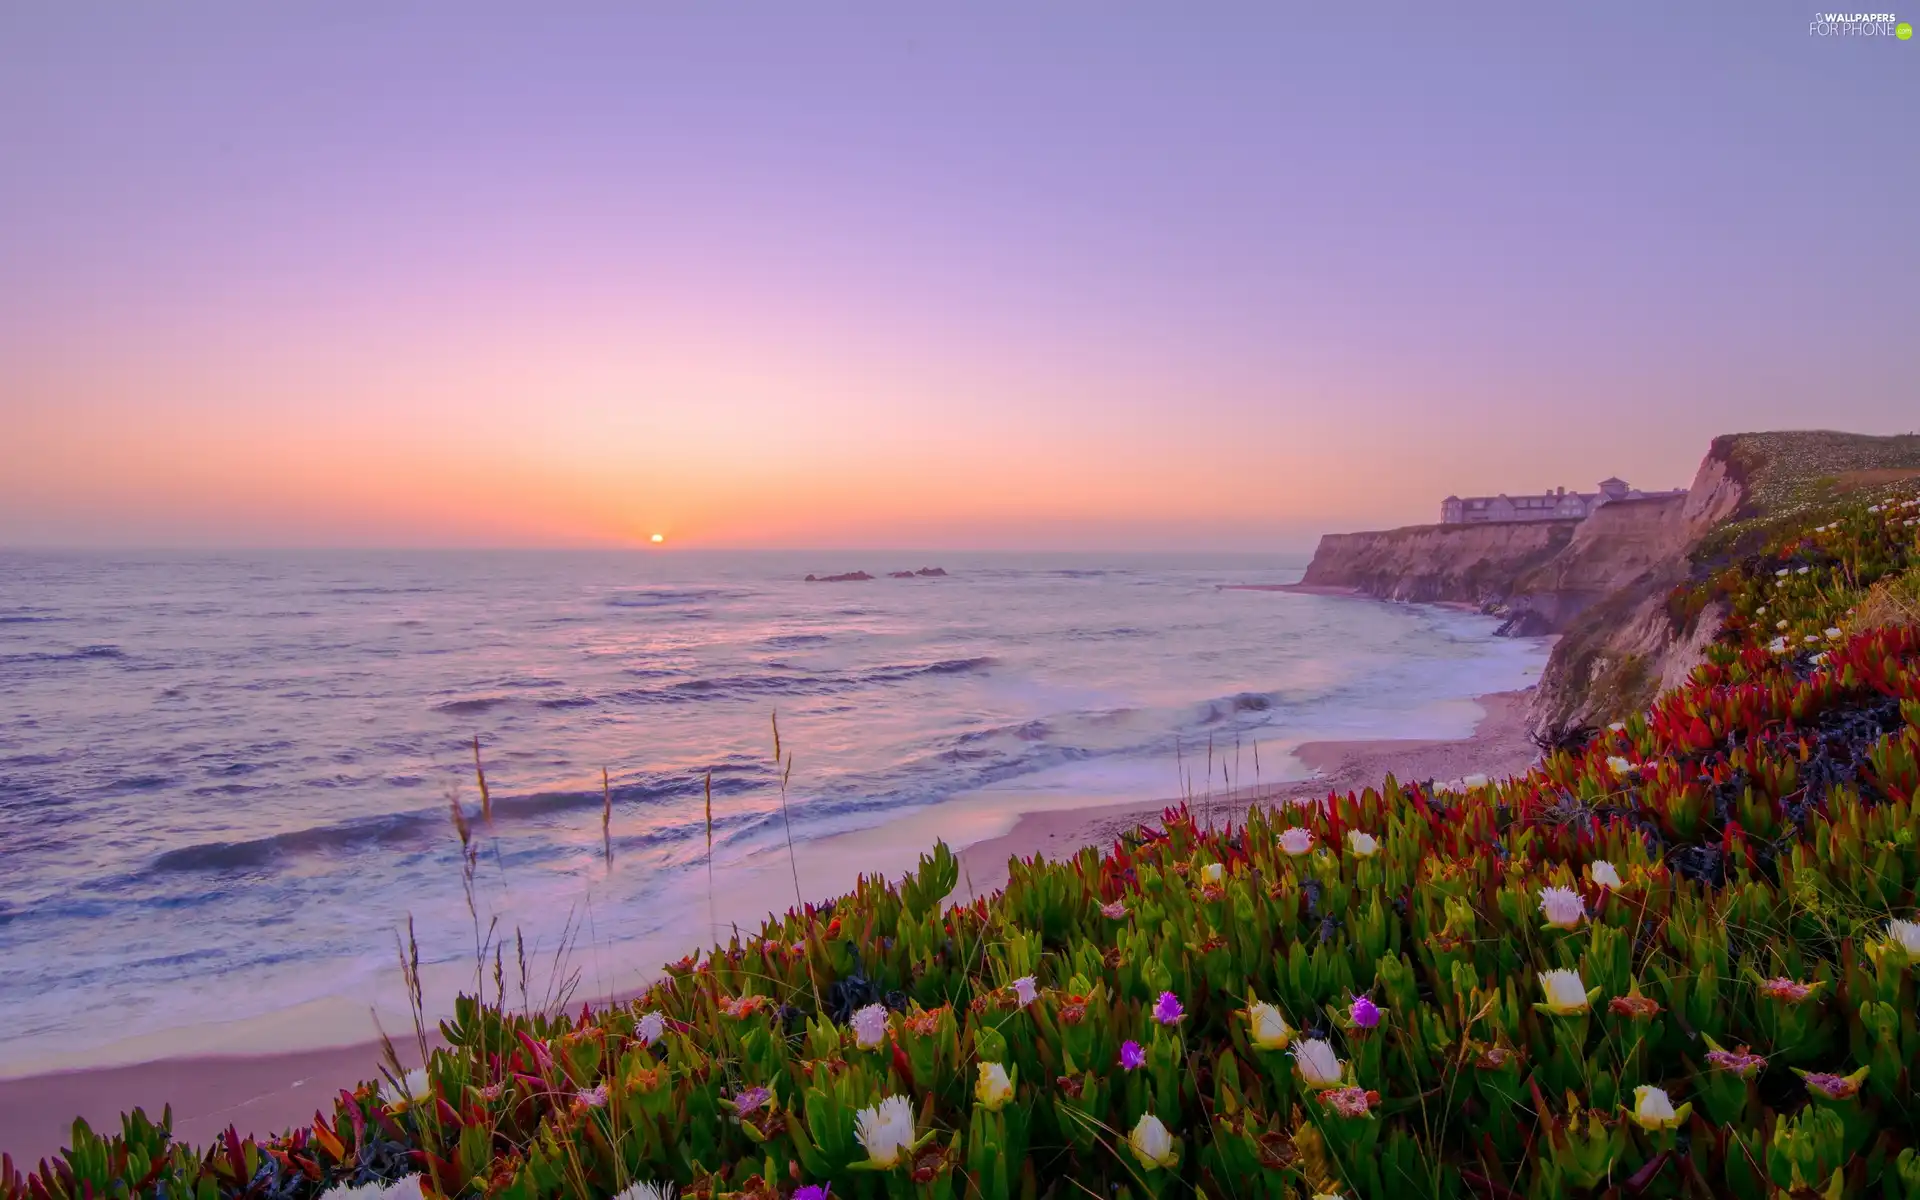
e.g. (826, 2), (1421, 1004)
(1899, 20), (1914, 38)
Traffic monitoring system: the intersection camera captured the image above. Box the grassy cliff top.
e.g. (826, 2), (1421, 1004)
(1695, 429), (1920, 562)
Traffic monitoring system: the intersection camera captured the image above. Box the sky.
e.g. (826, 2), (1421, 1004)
(2, 3), (1915, 552)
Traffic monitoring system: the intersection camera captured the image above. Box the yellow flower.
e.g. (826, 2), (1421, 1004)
(1537, 968), (1591, 1015)
(1245, 1001), (1292, 1050)
(1126, 1113), (1178, 1169)
(974, 1061), (1014, 1111)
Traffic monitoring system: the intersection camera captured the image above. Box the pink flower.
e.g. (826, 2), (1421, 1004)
(1153, 991), (1185, 1025)
(1802, 1072), (1860, 1100)
(1100, 900), (1129, 919)
(575, 1084), (608, 1108)
(1119, 1040), (1147, 1070)
(1319, 1086), (1376, 1118)
(1758, 977), (1815, 1003)
(1348, 995), (1380, 1029)
(794, 1188), (831, 1200)
(1705, 1048), (1766, 1079)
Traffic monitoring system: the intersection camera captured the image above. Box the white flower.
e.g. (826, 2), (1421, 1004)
(1590, 860), (1623, 889)
(1887, 919), (1920, 957)
(1279, 827), (1314, 856)
(635, 1011), (666, 1045)
(1776, 620), (1789, 631)
(1811, 653), (1829, 666)
(1605, 756), (1635, 778)
(851, 1003), (890, 1048)
(320, 1178), (426, 1200)
(1768, 637), (1788, 654)
(1825, 628), (1843, 639)
(1755, 607), (1766, 616)
(1200, 862), (1224, 885)
(1430, 779), (1456, 795)
(1804, 635), (1820, 644)
(1607, 721), (1627, 732)
(1629, 1084), (1687, 1130)
(1292, 1037), (1345, 1087)
(1538, 885), (1585, 930)
(1246, 1001), (1293, 1050)
(1538, 967), (1590, 1015)
(1775, 568), (1789, 578)
(1011, 975), (1039, 1006)
(380, 1067), (431, 1109)
(610, 1184), (675, 1200)
(854, 1094), (917, 1167)
(974, 1061), (1014, 1111)
(1462, 773), (1489, 789)
(1127, 1112), (1178, 1169)
(1346, 829), (1379, 857)
(1797, 567), (1810, 575)
(1868, 505), (1882, 513)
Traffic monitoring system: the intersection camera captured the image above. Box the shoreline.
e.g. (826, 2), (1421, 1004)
(0, 687), (1538, 1165)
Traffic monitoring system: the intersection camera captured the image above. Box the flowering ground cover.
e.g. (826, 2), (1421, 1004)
(7, 491), (1920, 1200)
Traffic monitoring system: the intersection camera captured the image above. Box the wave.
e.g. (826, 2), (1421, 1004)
(605, 587), (744, 609)
(147, 766), (774, 874)
(763, 634), (831, 648)
(0, 645), (127, 665)
(319, 585), (441, 596)
(434, 696), (513, 715)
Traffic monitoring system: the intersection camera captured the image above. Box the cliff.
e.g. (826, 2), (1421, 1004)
(1299, 520), (1578, 607)
(1296, 430), (1920, 739)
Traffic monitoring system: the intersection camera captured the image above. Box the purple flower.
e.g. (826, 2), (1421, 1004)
(732, 1086), (772, 1114)
(1119, 1040), (1147, 1070)
(1349, 995), (1381, 1030)
(1153, 991), (1184, 1025)
(794, 1187), (831, 1200)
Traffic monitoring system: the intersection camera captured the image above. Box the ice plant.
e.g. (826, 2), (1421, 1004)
(1705, 1046), (1767, 1078)
(1538, 968), (1592, 1014)
(1628, 1085), (1689, 1131)
(1798, 1070), (1864, 1100)
(854, 1095), (916, 1167)
(1759, 977), (1815, 1003)
(1292, 1038), (1344, 1087)
(792, 1189), (829, 1200)
(851, 1003), (889, 1048)
(974, 1061), (1014, 1111)
(380, 1067), (431, 1110)
(320, 1179), (426, 1200)
(1538, 885), (1585, 930)
(1119, 1040), (1147, 1070)
(1279, 827), (1314, 855)
(1011, 975), (1039, 1006)
(1346, 829), (1379, 857)
(1199, 861), (1223, 885)
(1153, 990), (1185, 1025)
(1100, 899), (1129, 919)
(1127, 1113), (1178, 1170)
(1886, 918), (1920, 958)
(1245, 1001), (1292, 1050)
(610, 1186), (673, 1200)
(1589, 860), (1623, 889)
(635, 1010), (666, 1045)
(1605, 756), (1635, 778)
(1319, 1086), (1375, 1118)
(731, 1086), (771, 1115)
(1348, 995), (1380, 1029)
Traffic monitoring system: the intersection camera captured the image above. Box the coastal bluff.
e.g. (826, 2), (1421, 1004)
(1296, 430), (1920, 736)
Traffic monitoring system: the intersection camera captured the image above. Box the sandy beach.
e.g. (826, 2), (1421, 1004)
(0, 689), (1539, 1166)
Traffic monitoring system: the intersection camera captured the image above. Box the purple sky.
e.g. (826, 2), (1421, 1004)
(3, 3), (1915, 550)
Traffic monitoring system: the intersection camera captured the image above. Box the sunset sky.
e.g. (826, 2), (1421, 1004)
(3, 3), (1915, 551)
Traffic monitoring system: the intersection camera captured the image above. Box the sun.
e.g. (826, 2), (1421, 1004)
(649, 533), (665, 544)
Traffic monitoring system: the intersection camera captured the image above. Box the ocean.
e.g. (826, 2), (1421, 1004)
(0, 550), (1549, 1069)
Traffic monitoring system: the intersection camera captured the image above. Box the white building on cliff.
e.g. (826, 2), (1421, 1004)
(1440, 478), (1686, 525)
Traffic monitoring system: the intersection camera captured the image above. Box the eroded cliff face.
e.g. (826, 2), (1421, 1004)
(1296, 439), (1754, 737)
(1299, 521), (1578, 606)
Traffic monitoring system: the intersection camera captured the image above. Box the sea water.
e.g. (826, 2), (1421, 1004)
(0, 550), (1548, 1066)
